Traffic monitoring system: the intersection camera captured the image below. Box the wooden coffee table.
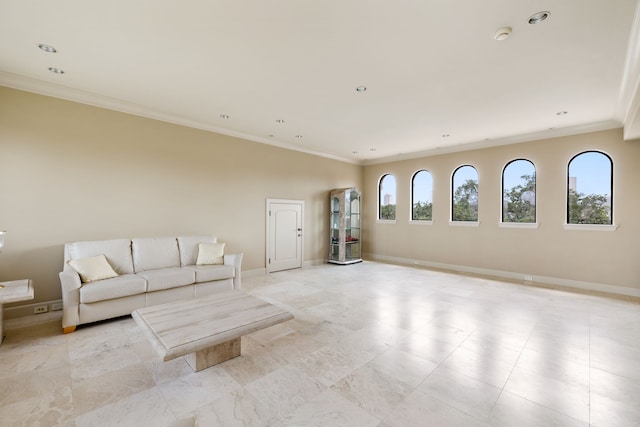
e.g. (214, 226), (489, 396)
(132, 290), (293, 371)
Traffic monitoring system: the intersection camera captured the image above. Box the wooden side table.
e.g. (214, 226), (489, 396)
(0, 279), (34, 345)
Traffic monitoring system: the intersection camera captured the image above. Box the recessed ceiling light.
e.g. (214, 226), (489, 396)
(528, 11), (550, 24)
(276, 119), (285, 124)
(556, 111), (568, 116)
(356, 86), (367, 92)
(219, 114), (229, 119)
(38, 43), (57, 53)
(494, 27), (512, 41)
(48, 67), (64, 74)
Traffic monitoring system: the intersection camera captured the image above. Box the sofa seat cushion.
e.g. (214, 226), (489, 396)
(137, 267), (196, 292)
(187, 265), (234, 283)
(80, 274), (147, 304)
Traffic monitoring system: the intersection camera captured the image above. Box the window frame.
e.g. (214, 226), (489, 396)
(500, 158), (537, 227)
(378, 173), (397, 223)
(450, 164), (479, 225)
(410, 169), (433, 224)
(564, 150), (616, 230)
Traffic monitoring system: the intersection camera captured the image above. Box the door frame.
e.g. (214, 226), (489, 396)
(266, 198), (305, 273)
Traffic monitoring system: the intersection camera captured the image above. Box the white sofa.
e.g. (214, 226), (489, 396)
(59, 235), (242, 333)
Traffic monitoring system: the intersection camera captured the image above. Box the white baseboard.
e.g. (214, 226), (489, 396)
(242, 267), (267, 278)
(255, 259), (327, 275)
(4, 263), (325, 320)
(304, 258), (326, 267)
(364, 252), (640, 299)
(10, 256), (632, 321)
(3, 299), (63, 320)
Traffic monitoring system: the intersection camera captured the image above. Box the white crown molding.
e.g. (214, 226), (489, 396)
(0, 68), (630, 168)
(0, 71), (360, 166)
(618, 0), (640, 141)
(360, 120), (622, 166)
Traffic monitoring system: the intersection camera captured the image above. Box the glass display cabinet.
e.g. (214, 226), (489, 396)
(329, 187), (362, 265)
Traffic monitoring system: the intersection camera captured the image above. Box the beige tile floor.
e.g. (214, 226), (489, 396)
(1, 261), (639, 426)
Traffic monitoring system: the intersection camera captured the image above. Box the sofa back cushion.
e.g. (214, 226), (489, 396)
(66, 238), (134, 275)
(132, 237), (180, 272)
(177, 235), (217, 266)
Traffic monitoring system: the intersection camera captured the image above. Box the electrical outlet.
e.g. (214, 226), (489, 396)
(50, 302), (63, 311)
(524, 275), (533, 282)
(34, 305), (49, 314)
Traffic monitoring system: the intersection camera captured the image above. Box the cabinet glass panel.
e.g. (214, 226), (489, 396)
(328, 187), (362, 265)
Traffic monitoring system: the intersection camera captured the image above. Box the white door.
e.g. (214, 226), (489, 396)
(266, 199), (304, 272)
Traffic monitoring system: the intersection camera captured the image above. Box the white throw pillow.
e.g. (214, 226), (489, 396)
(196, 242), (225, 265)
(68, 254), (119, 283)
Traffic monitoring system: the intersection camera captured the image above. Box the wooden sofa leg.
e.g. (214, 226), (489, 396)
(63, 326), (76, 334)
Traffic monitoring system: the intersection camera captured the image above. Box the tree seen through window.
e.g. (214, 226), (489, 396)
(567, 151), (612, 224)
(452, 165), (478, 221)
(379, 174), (396, 220)
(503, 159), (536, 223)
(412, 170), (433, 221)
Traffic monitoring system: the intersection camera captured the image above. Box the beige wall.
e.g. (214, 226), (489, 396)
(362, 129), (640, 292)
(2, 85), (638, 310)
(0, 87), (362, 304)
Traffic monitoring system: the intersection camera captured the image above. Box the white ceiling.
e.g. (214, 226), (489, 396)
(1, 0), (640, 165)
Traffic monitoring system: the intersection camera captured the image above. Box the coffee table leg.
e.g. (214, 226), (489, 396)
(185, 337), (241, 372)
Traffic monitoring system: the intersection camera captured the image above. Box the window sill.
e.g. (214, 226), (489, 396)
(448, 221), (480, 227)
(563, 224), (618, 232)
(409, 220), (433, 225)
(377, 219), (397, 224)
(499, 222), (539, 229)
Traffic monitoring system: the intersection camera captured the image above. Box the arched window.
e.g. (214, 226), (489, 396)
(567, 151), (612, 224)
(379, 174), (397, 220)
(502, 159), (536, 223)
(451, 165), (478, 222)
(411, 170), (433, 221)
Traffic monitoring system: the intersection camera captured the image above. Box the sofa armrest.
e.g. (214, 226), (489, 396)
(59, 270), (82, 331)
(224, 253), (243, 289)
